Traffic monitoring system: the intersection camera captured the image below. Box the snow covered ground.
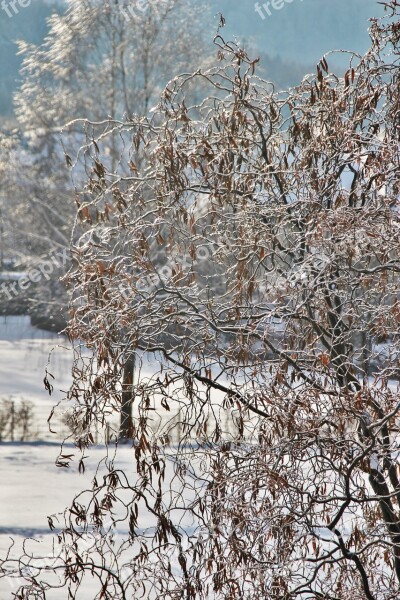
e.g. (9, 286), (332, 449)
(0, 441), (142, 599)
(0, 314), (130, 597)
(0, 317), (200, 598)
(0, 316), (76, 597)
(0, 315), (256, 598)
(0, 315), (72, 409)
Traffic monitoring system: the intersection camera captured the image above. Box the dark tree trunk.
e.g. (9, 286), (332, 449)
(119, 353), (135, 442)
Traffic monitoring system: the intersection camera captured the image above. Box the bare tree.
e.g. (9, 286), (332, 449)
(3, 2), (400, 598)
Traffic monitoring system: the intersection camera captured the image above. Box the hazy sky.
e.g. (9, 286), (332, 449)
(207, 0), (385, 66)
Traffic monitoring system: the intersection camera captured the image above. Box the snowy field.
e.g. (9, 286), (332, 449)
(0, 317), (201, 599)
(0, 315), (72, 410)
(0, 316), (255, 598)
(0, 318), (137, 598)
(0, 440), (143, 599)
(0, 316), (76, 597)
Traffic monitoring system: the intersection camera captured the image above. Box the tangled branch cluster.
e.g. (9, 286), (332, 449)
(3, 2), (400, 598)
